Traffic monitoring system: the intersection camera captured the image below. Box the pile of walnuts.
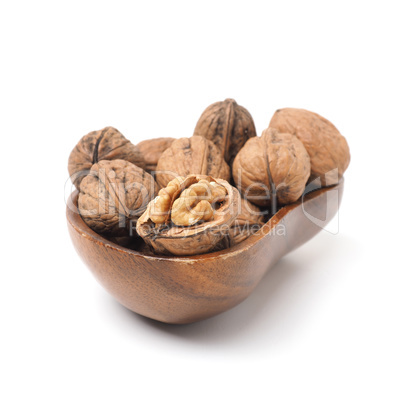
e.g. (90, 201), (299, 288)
(68, 99), (350, 256)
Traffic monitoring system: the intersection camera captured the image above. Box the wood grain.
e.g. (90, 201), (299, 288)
(66, 180), (344, 324)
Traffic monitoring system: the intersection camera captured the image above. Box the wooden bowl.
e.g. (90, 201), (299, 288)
(66, 180), (343, 324)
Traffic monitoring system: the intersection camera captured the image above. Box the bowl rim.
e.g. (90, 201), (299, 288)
(66, 179), (343, 262)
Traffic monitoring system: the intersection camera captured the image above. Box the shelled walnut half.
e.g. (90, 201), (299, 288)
(136, 175), (240, 256)
(68, 126), (145, 190)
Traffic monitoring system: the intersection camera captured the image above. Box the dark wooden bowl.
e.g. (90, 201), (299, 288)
(66, 180), (343, 324)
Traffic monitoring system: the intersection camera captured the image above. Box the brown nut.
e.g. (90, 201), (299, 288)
(78, 159), (157, 237)
(68, 126), (145, 190)
(136, 175), (240, 256)
(193, 98), (257, 166)
(147, 175), (225, 226)
(137, 137), (175, 173)
(269, 108), (350, 185)
(233, 128), (310, 207)
(228, 198), (265, 246)
(170, 179), (226, 226)
(155, 136), (231, 188)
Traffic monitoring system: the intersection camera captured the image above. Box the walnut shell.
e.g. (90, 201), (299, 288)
(68, 126), (145, 190)
(137, 137), (175, 173)
(228, 198), (265, 246)
(233, 128), (310, 207)
(155, 136), (230, 188)
(78, 159), (157, 237)
(193, 98), (257, 166)
(136, 175), (240, 256)
(269, 108), (350, 185)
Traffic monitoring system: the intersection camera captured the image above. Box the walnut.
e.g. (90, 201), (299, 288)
(228, 198), (265, 246)
(233, 128), (310, 207)
(171, 180), (227, 226)
(155, 136), (231, 188)
(68, 126), (145, 190)
(269, 108), (350, 185)
(150, 177), (227, 226)
(193, 98), (257, 166)
(78, 159), (157, 237)
(137, 137), (175, 173)
(136, 175), (240, 256)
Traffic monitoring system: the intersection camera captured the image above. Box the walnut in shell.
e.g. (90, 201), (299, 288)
(193, 98), (257, 166)
(155, 136), (230, 188)
(233, 128), (310, 207)
(136, 175), (240, 256)
(269, 108), (350, 185)
(68, 126), (145, 190)
(228, 198), (265, 246)
(78, 159), (157, 237)
(137, 137), (175, 173)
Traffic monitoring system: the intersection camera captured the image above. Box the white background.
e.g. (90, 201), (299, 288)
(1, 1), (401, 401)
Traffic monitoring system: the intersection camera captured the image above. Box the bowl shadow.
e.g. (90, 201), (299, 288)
(102, 232), (357, 350)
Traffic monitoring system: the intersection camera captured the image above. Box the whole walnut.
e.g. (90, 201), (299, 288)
(78, 159), (157, 237)
(193, 98), (257, 166)
(68, 126), (145, 190)
(269, 108), (350, 186)
(233, 128), (310, 207)
(228, 198), (265, 246)
(137, 137), (175, 173)
(155, 136), (231, 188)
(136, 175), (240, 256)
